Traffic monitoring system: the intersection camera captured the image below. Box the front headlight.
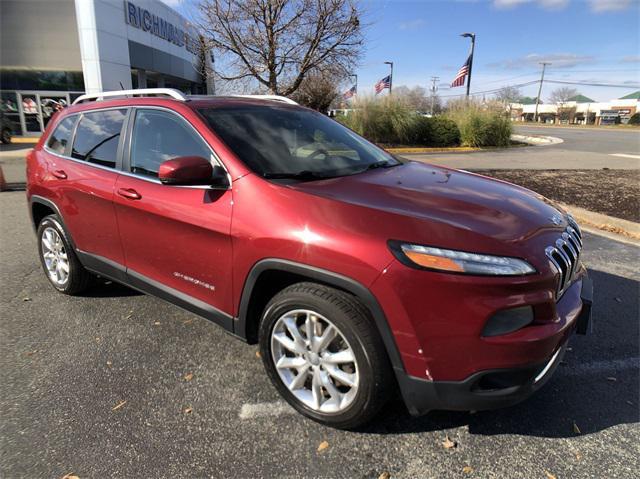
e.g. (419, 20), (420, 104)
(389, 241), (536, 276)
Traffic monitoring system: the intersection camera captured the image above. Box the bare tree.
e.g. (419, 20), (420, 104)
(548, 87), (578, 104)
(291, 69), (341, 111)
(393, 85), (430, 112)
(495, 86), (521, 104)
(197, 0), (363, 96)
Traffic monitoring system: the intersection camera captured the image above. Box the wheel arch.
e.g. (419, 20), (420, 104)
(29, 196), (78, 251)
(235, 259), (405, 373)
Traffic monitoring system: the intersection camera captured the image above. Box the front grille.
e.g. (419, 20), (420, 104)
(545, 217), (583, 298)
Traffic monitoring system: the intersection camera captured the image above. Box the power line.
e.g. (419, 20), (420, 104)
(545, 79), (640, 88)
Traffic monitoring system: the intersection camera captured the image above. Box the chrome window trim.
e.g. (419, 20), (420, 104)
(42, 105), (232, 190)
(126, 105), (232, 190)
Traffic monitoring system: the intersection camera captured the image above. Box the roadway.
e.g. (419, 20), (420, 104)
(403, 124), (640, 170)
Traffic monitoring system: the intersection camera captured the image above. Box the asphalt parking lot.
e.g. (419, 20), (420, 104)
(1, 190), (639, 478)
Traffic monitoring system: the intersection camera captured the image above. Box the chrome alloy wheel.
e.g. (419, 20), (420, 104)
(270, 309), (359, 413)
(41, 227), (69, 286)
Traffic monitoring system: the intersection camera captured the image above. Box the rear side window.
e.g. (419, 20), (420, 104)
(129, 109), (210, 178)
(47, 115), (77, 155)
(72, 109), (127, 168)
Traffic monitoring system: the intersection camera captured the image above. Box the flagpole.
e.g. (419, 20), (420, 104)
(461, 33), (475, 98)
(384, 61), (393, 94)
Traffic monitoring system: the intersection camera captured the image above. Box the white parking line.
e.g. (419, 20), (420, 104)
(609, 153), (640, 160)
(238, 358), (639, 419)
(239, 400), (295, 419)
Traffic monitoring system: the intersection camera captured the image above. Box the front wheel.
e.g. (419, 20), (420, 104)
(259, 282), (393, 429)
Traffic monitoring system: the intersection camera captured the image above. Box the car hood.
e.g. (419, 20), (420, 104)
(289, 161), (567, 245)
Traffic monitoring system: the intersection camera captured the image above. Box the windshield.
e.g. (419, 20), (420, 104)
(199, 105), (400, 179)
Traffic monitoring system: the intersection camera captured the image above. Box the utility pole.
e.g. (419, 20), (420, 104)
(534, 62), (550, 123)
(461, 33), (476, 98)
(384, 61), (393, 94)
(430, 76), (439, 115)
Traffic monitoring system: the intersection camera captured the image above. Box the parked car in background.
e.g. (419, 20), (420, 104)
(1, 114), (17, 144)
(26, 89), (592, 429)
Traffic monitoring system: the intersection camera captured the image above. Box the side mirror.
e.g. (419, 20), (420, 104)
(158, 156), (229, 189)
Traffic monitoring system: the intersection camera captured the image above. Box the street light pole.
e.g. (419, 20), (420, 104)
(534, 62), (550, 123)
(430, 76), (439, 115)
(351, 73), (358, 95)
(461, 33), (475, 98)
(384, 61), (393, 94)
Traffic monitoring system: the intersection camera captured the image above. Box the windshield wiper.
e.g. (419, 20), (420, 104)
(262, 170), (330, 180)
(361, 160), (400, 172)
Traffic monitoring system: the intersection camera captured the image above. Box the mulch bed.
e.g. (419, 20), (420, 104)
(471, 169), (640, 223)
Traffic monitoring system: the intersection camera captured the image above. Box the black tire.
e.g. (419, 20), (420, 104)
(1, 128), (11, 144)
(36, 215), (94, 295)
(259, 282), (394, 429)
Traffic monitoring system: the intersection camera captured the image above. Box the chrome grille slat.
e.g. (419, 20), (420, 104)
(545, 220), (583, 298)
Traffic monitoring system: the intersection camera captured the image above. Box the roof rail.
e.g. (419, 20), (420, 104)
(72, 88), (187, 105)
(228, 94), (298, 105)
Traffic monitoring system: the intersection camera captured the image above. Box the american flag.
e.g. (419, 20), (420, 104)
(375, 75), (391, 94)
(451, 55), (471, 88)
(343, 85), (357, 100)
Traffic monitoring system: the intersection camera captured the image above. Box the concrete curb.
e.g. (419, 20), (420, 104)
(559, 201), (640, 246)
(511, 134), (564, 146)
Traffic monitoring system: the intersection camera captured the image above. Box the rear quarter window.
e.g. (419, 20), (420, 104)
(46, 115), (77, 155)
(72, 109), (127, 168)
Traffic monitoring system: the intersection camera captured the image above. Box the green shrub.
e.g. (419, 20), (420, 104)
(411, 116), (460, 147)
(446, 101), (512, 147)
(628, 113), (639, 125)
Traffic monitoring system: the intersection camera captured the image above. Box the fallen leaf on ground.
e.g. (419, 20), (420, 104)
(573, 422), (581, 434)
(462, 466), (472, 474)
(24, 350), (37, 356)
(545, 471), (557, 479)
(112, 400), (127, 411)
(442, 436), (457, 449)
(106, 361), (112, 367)
(378, 472), (391, 479)
(575, 451), (582, 461)
(184, 407), (193, 414)
(61, 474), (80, 479)
(255, 350), (261, 358)
(22, 297), (31, 302)
(153, 321), (161, 326)
(182, 318), (193, 325)
(317, 440), (329, 452)
(125, 313), (133, 320)
(606, 377), (617, 382)
(184, 373), (194, 381)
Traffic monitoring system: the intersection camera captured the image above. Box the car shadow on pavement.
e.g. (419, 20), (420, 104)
(81, 278), (143, 298)
(361, 269), (639, 438)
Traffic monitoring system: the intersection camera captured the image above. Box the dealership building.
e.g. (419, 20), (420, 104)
(1, 0), (212, 137)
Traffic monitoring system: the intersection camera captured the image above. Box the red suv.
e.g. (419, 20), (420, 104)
(26, 89), (592, 428)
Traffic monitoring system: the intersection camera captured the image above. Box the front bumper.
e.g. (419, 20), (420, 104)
(396, 276), (593, 416)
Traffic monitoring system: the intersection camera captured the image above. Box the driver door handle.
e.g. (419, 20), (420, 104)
(52, 169), (67, 179)
(117, 187), (142, 200)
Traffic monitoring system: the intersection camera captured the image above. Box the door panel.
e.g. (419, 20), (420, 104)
(113, 176), (234, 315)
(44, 153), (123, 265)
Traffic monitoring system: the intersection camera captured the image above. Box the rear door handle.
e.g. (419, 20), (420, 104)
(117, 187), (142, 200)
(52, 169), (67, 179)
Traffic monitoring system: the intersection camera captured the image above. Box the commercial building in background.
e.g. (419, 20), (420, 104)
(509, 91), (640, 125)
(1, 0), (213, 137)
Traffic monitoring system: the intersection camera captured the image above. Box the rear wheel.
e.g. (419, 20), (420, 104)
(37, 215), (93, 295)
(259, 282), (393, 429)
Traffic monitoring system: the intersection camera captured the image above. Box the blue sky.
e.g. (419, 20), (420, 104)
(165, 0), (640, 101)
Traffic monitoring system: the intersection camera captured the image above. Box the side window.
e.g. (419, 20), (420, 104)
(46, 115), (77, 155)
(130, 109), (211, 178)
(71, 109), (127, 168)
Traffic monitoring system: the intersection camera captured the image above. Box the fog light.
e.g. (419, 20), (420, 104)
(482, 306), (534, 337)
